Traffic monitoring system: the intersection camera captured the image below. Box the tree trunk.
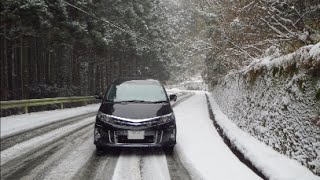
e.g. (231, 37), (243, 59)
(11, 40), (17, 99)
(1, 25), (9, 100)
(20, 36), (24, 99)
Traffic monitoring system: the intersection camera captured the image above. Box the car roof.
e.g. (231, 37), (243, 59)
(112, 77), (161, 85)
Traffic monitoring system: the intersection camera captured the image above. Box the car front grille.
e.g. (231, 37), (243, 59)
(112, 118), (161, 128)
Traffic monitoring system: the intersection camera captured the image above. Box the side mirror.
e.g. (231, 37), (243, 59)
(94, 93), (103, 100)
(169, 94), (177, 102)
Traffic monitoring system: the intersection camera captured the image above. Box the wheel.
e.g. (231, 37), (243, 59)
(96, 145), (104, 155)
(163, 146), (174, 154)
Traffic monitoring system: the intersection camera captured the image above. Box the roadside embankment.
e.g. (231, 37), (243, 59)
(212, 43), (320, 175)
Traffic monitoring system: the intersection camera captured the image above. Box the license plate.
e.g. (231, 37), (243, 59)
(127, 131), (145, 140)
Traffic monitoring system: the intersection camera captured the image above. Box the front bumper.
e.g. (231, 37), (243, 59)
(94, 119), (176, 148)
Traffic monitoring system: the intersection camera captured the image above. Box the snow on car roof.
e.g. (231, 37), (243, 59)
(112, 77), (161, 85)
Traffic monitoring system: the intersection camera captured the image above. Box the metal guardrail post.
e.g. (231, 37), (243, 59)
(0, 96), (95, 114)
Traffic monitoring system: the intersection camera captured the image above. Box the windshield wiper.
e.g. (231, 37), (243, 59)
(117, 100), (150, 103)
(113, 100), (167, 103)
(149, 100), (167, 103)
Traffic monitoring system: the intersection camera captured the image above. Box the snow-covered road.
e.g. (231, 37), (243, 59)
(0, 91), (194, 180)
(173, 91), (261, 180)
(1, 90), (316, 180)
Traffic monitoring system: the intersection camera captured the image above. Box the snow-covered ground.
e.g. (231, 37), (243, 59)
(1, 104), (100, 138)
(1, 117), (94, 166)
(173, 91), (261, 180)
(112, 150), (171, 180)
(207, 93), (319, 180)
(167, 75), (208, 91)
(36, 132), (95, 180)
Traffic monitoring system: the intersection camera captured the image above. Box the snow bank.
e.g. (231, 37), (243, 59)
(243, 42), (320, 74)
(310, 43), (320, 59)
(207, 94), (319, 180)
(1, 104), (100, 138)
(174, 92), (261, 180)
(212, 42), (320, 175)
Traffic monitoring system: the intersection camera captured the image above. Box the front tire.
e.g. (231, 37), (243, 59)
(96, 145), (104, 155)
(163, 146), (174, 154)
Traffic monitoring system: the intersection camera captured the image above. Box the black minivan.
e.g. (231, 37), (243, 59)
(94, 78), (177, 153)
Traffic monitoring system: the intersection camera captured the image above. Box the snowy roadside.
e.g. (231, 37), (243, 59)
(0, 104), (100, 138)
(173, 91), (261, 180)
(207, 93), (319, 180)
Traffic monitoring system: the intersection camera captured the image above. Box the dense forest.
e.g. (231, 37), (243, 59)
(1, 0), (319, 101)
(1, 0), (174, 101)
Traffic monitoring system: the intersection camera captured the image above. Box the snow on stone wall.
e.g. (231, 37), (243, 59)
(212, 42), (320, 175)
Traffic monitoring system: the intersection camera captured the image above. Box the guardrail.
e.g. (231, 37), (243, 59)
(0, 96), (95, 113)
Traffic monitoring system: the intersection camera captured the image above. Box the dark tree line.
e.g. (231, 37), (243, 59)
(1, 0), (172, 101)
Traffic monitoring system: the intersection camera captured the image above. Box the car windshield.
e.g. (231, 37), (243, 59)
(106, 82), (167, 102)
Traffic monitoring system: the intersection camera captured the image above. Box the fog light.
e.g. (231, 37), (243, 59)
(94, 128), (101, 141)
(170, 129), (176, 140)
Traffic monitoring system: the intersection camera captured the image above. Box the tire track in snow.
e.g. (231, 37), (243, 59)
(112, 148), (171, 180)
(166, 153), (191, 180)
(112, 149), (143, 180)
(1, 112), (96, 151)
(3, 125), (120, 180)
(42, 134), (97, 179)
(1, 123), (93, 179)
(171, 92), (195, 108)
(140, 149), (171, 180)
(72, 148), (120, 180)
(1, 117), (95, 177)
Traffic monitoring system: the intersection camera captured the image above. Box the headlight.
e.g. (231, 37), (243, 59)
(97, 111), (113, 123)
(159, 113), (175, 124)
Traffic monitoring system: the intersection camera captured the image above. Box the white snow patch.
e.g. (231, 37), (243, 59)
(243, 42), (320, 75)
(310, 42), (320, 59)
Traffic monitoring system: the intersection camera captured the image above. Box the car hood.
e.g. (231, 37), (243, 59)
(98, 102), (172, 119)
